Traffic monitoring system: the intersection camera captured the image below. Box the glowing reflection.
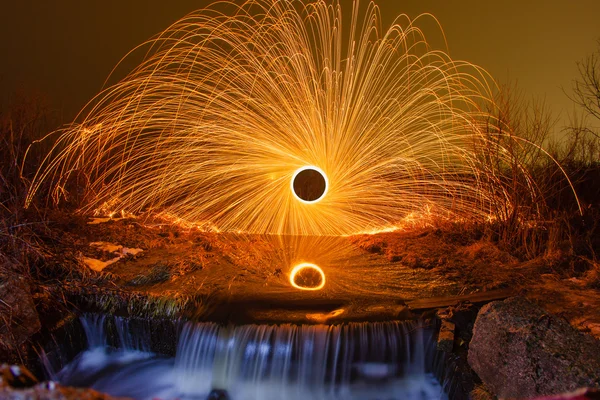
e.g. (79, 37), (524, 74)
(289, 263), (326, 291)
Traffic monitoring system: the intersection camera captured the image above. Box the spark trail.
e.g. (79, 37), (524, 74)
(27, 0), (542, 235)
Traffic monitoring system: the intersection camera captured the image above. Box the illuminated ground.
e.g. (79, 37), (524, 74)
(41, 213), (600, 334)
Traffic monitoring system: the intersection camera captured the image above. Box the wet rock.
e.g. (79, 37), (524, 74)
(396, 305), (414, 320)
(437, 301), (478, 342)
(468, 297), (600, 399)
(0, 381), (131, 399)
(0, 364), (38, 388)
(0, 276), (41, 351)
(439, 350), (477, 400)
(437, 320), (455, 352)
(207, 389), (230, 400)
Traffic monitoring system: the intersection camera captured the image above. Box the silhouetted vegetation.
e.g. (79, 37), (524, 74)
(475, 43), (600, 287)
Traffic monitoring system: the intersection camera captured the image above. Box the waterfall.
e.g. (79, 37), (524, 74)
(80, 313), (107, 349)
(114, 315), (152, 352)
(54, 314), (447, 400)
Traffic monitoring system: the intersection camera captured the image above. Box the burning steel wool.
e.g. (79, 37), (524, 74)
(25, 0), (573, 235)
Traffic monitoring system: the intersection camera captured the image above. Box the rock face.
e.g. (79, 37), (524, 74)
(0, 276), (41, 351)
(468, 297), (600, 399)
(0, 364), (130, 400)
(0, 382), (131, 400)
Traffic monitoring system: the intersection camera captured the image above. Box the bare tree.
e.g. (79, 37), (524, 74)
(571, 40), (600, 138)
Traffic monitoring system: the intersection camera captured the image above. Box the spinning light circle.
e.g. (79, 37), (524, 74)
(25, 0), (577, 235)
(291, 166), (328, 204)
(289, 263), (326, 291)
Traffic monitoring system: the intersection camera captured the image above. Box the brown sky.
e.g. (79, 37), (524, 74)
(1, 1), (599, 136)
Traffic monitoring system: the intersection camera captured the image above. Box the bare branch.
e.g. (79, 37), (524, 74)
(570, 41), (600, 138)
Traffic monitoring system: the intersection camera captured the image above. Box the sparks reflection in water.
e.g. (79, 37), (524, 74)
(211, 234), (456, 300)
(289, 262), (326, 290)
(25, 0), (551, 235)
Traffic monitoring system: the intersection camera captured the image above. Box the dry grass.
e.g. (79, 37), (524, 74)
(582, 259), (600, 289)
(1, 93), (55, 281)
(0, 93), (117, 327)
(477, 81), (600, 264)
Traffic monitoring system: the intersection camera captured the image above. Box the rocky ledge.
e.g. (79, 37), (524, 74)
(0, 364), (130, 400)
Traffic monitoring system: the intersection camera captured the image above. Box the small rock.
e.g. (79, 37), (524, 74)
(437, 320), (455, 352)
(0, 364), (38, 388)
(439, 301), (478, 342)
(403, 254), (422, 268)
(208, 389), (230, 400)
(396, 305), (414, 320)
(365, 244), (382, 254)
(388, 254), (403, 262)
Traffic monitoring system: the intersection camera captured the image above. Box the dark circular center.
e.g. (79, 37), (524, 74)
(293, 267), (324, 289)
(292, 168), (327, 202)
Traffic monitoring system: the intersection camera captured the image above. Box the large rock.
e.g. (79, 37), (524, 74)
(468, 297), (600, 399)
(0, 381), (131, 399)
(0, 364), (131, 399)
(0, 276), (41, 351)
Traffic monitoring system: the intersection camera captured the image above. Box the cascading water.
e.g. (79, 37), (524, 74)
(49, 314), (448, 400)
